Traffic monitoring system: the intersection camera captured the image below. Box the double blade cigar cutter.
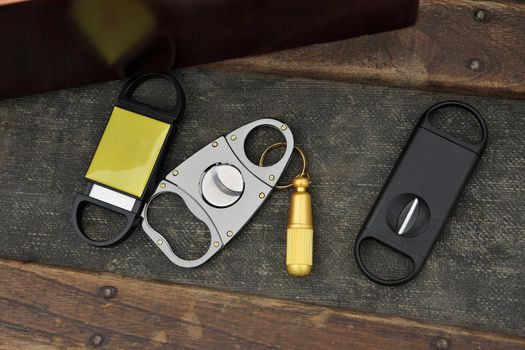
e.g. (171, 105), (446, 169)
(141, 119), (294, 267)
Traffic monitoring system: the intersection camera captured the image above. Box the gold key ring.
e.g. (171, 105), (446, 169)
(259, 142), (310, 190)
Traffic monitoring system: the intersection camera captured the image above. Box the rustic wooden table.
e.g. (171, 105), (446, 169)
(0, 0), (524, 349)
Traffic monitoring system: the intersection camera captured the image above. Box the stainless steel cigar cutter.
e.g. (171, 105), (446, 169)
(141, 118), (294, 267)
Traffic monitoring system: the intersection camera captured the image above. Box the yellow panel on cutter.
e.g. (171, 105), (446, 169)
(86, 107), (170, 197)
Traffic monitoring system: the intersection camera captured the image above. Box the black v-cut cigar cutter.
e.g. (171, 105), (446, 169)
(354, 101), (488, 285)
(72, 73), (185, 247)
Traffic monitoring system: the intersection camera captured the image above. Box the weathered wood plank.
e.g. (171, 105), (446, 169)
(0, 259), (523, 350)
(209, 0), (525, 98)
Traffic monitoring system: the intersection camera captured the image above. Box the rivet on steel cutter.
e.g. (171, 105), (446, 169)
(260, 143), (314, 276)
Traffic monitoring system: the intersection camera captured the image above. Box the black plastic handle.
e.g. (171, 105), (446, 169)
(419, 100), (488, 155)
(71, 193), (140, 247)
(354, 233), (423, 286)
(117, 72), (185, 123)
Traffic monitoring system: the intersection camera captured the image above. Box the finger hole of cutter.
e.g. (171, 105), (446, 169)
(244, 126), (286, 166)
(428, 104), (484, 145)
(146, 192), (211, 260)
(130, 76), (180, 112)
(80, 203), (129, 242)
(358, 238), (415, 282)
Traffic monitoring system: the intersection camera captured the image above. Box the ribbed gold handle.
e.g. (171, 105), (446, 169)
(286, 176), (313, 276)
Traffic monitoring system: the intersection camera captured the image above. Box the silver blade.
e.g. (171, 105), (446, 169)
(397, 198), (420, 235)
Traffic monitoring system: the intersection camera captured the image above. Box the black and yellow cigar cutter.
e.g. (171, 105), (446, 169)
(72, 73), (185, 247)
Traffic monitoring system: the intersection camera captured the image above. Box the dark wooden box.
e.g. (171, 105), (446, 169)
(0, 0), (418, 98)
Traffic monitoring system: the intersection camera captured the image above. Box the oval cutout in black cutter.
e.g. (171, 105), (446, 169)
(354, 101), (488, 285)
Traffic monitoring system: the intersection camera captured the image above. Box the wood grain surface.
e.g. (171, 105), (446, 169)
(0, 258), (524, 350)
(210, 0), (525, 99)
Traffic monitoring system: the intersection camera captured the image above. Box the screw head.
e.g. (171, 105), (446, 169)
(281, 124), (288, 131)
(172, 170), (179, 176)
(100, 286), (117, 299)
(230, 135), (237, 141)
(90, 334), (104, 346)
(213, 241), (220, 248)
(269, 175), (275, 181)
(212, 141), (218, 147)
(157, 239), (163, 246)
(432, 337), (450, 350)
(474, 9), (489, 22)
(160, 183), (166, 189)
(468, 58), (483, 72)
(259, 192), (265, 199)
(227, 231), (233, 237)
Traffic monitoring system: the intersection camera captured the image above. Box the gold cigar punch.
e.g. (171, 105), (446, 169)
(260, 142), (314, 276)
